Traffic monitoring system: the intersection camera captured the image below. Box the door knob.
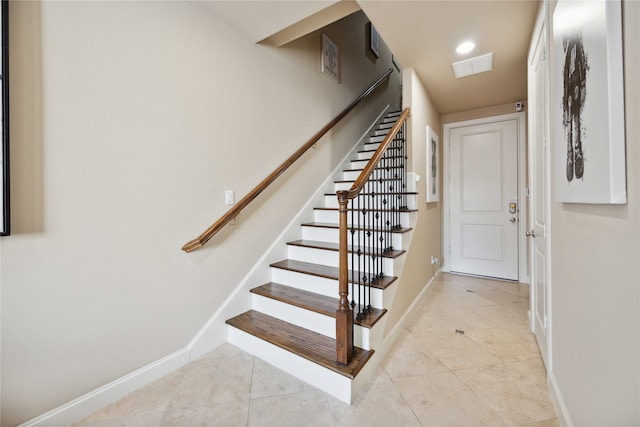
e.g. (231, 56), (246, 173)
(510, 218), (517, 223)
(526, 230), (537, 238)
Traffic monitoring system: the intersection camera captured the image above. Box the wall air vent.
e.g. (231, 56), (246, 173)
(452, 52), (493, 79)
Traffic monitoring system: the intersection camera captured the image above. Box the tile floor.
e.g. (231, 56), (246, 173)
(74, 273), (558, 426)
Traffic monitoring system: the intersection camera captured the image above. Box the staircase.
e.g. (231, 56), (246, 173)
(226, 110), (417, 403)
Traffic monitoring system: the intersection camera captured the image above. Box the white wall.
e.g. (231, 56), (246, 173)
(2, 2), (400, 424)
(548, 1), (640, 425)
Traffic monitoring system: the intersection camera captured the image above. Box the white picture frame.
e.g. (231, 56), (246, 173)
(553, 0), (626, 204)
(426, 126), (439, 203)
(321, 33), (339, 83)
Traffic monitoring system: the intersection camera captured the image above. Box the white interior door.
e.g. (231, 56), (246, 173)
(529, 15), (550, 369)
(448, 119), (519, 281)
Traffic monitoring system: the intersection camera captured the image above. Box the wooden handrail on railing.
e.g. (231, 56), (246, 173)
(335, 107), (410, 365)
(182, 69), (394, 253)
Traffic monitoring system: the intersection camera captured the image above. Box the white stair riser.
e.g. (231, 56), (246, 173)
(351, 160), (404, 170)
(342, 167), (404, 181)
(287, 245), (395, 275)
(350, 159), (370, 169)
(357, 151), (375, 160)
(314, 209), (411, 227)
(342, 170), (362, 181)
(357, 149), (403, 161)
(344, 169), (400, 181)
(324, 194), (416, 210)
(364, 142), (381, 151)
(334, 180), (405, 192)
(269, 268), (386, 309)
(228, 327), (353, 403)
(378, 122), (394, 130)
(369, 135), (386, 143)
(250, 294), (373, 350)
(373, 129), (389, 136)
(252, 294), (334, 338)
(301, 226), (405, 248)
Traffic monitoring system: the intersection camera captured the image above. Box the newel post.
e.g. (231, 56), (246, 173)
(336, 190), (353, 365)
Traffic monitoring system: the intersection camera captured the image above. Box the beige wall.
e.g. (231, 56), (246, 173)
(2, 2), (400, 424)
(384, 68), (441, 332)
(548, 1), (640, 424)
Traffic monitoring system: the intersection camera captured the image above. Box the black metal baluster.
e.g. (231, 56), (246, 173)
(350, 196), (356, 336)
(384, 138), (391, 253)
(395, 129), (401, 230)
(363, 171), (370, 319)
(401, 121), (407, 212)
(376, 158), (382, 284)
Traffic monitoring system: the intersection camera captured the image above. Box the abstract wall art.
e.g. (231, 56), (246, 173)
(426, 126), (439, 203)
(553, 0), (626, 204)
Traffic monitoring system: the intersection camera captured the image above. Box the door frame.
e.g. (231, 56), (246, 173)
(442, 112), (528, 283)
(527, 1), (552, 371)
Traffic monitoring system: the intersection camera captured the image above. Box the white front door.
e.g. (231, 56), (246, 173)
(448, 119), (520, 281)
(529, 12), (551, 369)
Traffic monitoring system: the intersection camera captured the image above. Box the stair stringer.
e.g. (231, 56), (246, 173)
(187, 105), (392, 361)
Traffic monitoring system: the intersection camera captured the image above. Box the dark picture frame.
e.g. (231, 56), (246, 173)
(370, 24), (380, 57)
(1, 0), (9, 235)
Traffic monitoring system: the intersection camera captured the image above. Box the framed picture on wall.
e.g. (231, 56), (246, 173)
(426, 126), (439, 203)
(553, 0), (626, 204)
(392, 55), (401, 71)
(370, 24), (380, 57)
(0, 0), (9, 235)
(321, 33), (339, 83)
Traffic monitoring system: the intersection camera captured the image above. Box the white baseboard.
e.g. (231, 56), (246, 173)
(382, 268), (441, 355)
(18, 349), (190, 427)
(549, 370), (574, 427)
(17, 105), (392, 427)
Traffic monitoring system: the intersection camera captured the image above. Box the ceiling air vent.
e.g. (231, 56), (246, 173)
(452, 52), (493, 79)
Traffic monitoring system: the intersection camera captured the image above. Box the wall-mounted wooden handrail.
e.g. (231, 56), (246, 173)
(182, 69), (394, 252)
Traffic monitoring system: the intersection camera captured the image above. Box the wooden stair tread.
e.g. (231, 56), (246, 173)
(351, 155), (405, 162)
(270, 259), (397, 289)
(358, 147), (401, 154)
(314, 207), (417, 213)
(226, 310), (374, 378)
(344, 166), (404, 171)
(251, 282), (387, 328)
(302, 222), (412, 234)
(324, 192), (416, 197)
(287, 239), (405, 259)
(334, 178), (401, 184)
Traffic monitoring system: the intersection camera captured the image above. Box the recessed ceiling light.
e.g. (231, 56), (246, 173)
(456, 41), (476, 55)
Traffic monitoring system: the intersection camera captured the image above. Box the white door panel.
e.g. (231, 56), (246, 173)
(449, 120), (519, 280)
(529, 14), (550, 369)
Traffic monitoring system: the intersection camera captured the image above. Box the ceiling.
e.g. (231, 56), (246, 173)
(359, 0), (540, 114)
(203, 0), (540, 115)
